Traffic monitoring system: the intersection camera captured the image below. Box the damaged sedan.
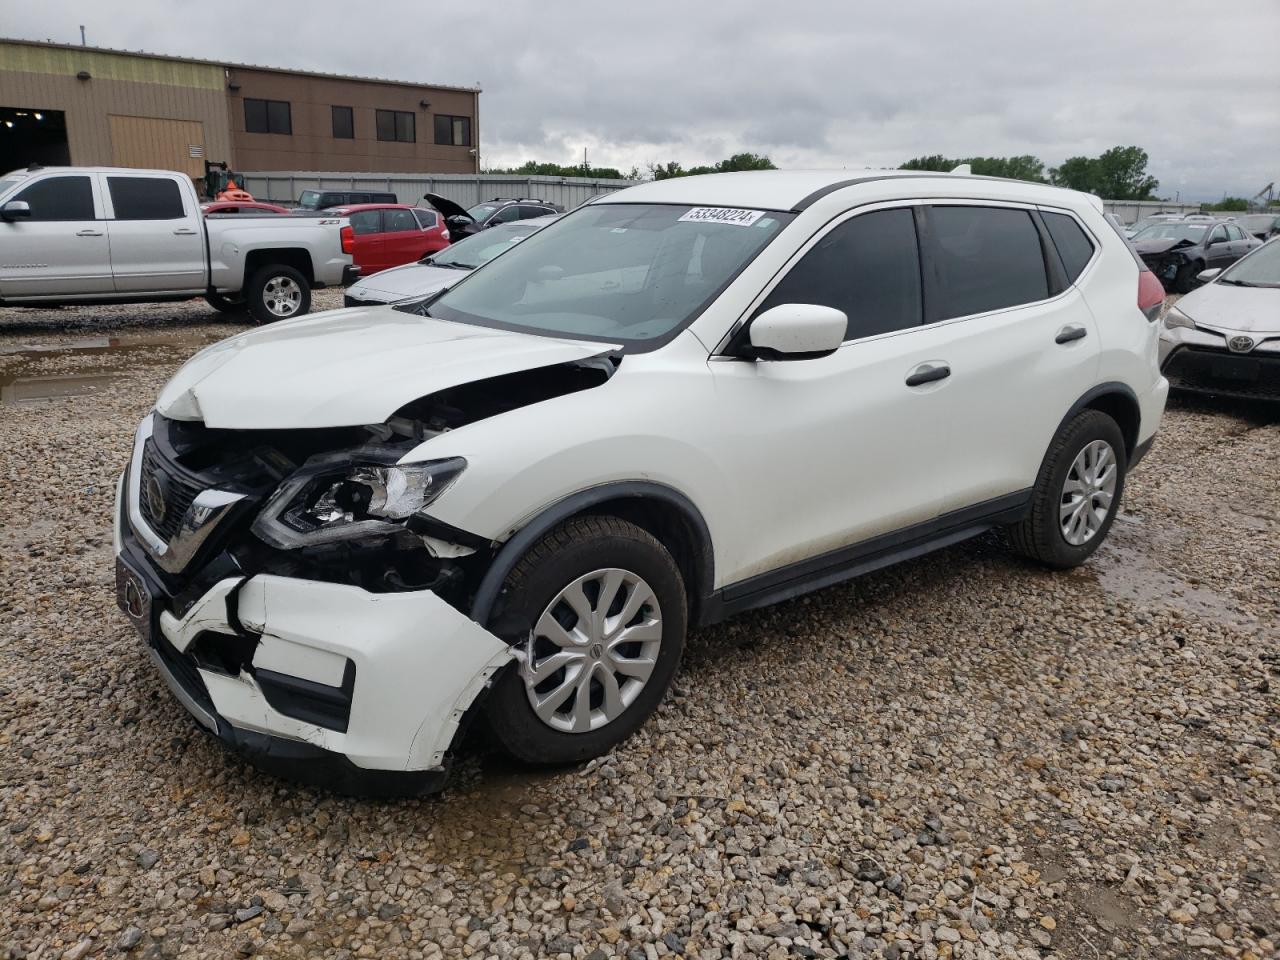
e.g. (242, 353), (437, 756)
(115, 171), (1167, 794)
(1132, 218), (1261, 293)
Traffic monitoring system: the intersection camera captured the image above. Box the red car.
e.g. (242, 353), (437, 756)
(200, 200), (291, 215)
(329, 204), (450, 275)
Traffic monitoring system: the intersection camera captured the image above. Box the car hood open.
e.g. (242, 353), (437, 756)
(1178, 282), (1280, 335)
(348, 262), (470, 302)
(423, 193), (473, 223)
(155, 307), (616, 429)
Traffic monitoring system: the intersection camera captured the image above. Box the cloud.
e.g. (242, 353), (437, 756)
(6, 0), (1278, 200)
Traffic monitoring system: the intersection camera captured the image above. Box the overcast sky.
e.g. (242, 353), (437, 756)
(8, 1), (1279, 201)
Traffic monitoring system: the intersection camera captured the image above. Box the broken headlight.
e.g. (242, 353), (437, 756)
(252, 457), (467, 548)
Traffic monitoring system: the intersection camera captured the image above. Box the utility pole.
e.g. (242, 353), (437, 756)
(79, 25), (86, 46)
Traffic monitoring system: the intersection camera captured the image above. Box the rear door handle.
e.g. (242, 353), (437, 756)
(1055, 325), (1088, 344)
(173, 228), (198, 236)
(905, 363), (951, 387)
(76, 229), (104, 237)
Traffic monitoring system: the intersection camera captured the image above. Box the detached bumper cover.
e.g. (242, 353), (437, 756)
(114, 476), (513, 787)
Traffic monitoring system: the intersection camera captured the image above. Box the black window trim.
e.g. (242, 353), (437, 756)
(1035, 204), (1101, 287)
(716, 198), (1089, 357)
(244, 97), (292, 135)
(375, 109), (415, 143)
(433, 113), (473, 147)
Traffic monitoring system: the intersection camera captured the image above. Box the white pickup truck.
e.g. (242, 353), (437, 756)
(0, 166), (356, 323)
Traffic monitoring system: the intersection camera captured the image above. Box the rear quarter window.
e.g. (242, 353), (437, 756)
(927, 206), (1049, 320)
(1042, 211), (1096, 283)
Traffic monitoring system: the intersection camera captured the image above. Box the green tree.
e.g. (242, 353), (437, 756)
(1049, 146), (1159, 200)
(485, 160), (629, 179)
(898, 154), (1047, 183)
(649, 153), (777, 179)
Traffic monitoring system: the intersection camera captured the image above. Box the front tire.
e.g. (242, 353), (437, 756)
(1007, 409), (1127, 569)
(484, 516), (687, 765)
(246, 264), (310, 324)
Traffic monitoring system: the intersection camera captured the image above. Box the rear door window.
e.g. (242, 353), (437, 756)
(107, 177), (186, 220)
(755, 207), (923, 341)
(1041, 211), (1096, 283)
(926, 206), (1049, 320)
(412, 208), (438, 229)
(12, 176), (95, 220)
(383, 209), (418, 232)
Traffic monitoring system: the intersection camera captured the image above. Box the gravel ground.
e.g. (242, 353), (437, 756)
(1, 296), (1277, 960)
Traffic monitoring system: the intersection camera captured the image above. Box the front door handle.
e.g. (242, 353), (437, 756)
(173, 228), (198, 236)
(76, 229), (104, 237)
(1055, 325), (1088, 344)
(905, 363), (951, 387)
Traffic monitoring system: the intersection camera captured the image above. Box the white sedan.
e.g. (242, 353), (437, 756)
(1160, 238), (1280, 400)
(344, 215), (558, 307)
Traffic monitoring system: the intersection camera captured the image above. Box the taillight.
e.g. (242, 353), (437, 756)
(1137, 269), (1165, 322)
(340, 225), (355, 254)
(441, 227), (450, 241)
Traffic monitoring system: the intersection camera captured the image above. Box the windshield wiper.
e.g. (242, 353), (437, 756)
(1217, 278), (1260, 287)
(433, 261), (474, 271)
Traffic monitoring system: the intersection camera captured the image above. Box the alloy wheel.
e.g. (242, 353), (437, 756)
(1060, 439), (1117, 546)
(263, 276), (302, 318)
(521, 568), (663, 733)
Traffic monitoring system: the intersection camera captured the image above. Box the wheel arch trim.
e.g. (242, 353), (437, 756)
(469, 481), (715, 627)
(1054, 382), (1142, 458)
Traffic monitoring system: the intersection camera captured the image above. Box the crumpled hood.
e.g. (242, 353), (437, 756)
(1135, 237), (1193, 256)
(156, 306), (615, 429)
(1177, 282), (1280, 335)
(348, 262), (467, 303)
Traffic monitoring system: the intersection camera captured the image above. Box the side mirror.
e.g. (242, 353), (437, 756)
(1, 200), (31, 221)
(747, 304), (846, 359)
(1196, 267), (1222, 283)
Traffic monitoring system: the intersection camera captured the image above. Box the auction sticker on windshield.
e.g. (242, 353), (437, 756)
(678, 207), (766, 227)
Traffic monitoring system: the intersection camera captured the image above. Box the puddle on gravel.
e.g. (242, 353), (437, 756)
(0, 331), (221, 404)
(1092, 519), (1254, 627)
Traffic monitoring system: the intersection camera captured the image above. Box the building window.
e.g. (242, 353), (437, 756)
(244, 98), (292, 135)
(434, 115), (471, 146)
(331, 105), (354, 139)
(376, 109), (415, 143)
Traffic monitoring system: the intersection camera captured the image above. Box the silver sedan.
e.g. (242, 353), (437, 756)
(1159, 238), (1280, 401)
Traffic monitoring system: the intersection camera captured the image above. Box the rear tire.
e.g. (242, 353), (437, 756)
(246, 264), (310, 324)
(204, 292), (246, 314)
(1007, 409), (1127, 569)
(484, 516), (687, 766)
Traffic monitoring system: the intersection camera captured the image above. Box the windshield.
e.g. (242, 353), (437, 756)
(297, 190), (321, 209)
(426, 221), (546, 268)
(0, 174), (27, 198)
(1220, 240), (1280, 287)
(402, 203), (793, 348)
(1134, 222), (1208, 242)
(466, 203), (500, 222)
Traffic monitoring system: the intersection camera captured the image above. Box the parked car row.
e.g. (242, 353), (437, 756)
(1130, 218), (1263, 292)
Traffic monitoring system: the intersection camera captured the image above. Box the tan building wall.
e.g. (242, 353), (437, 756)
(0, 40), (233, 172)
(227, 67), (479, 174)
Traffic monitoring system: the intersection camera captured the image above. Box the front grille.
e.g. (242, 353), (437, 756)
(139, 440), (204, 542)
(1164, 347), (1280, 399)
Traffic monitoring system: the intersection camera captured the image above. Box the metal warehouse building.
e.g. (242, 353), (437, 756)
(0, 38), (480, 179)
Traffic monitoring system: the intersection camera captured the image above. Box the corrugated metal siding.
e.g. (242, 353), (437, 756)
(109, 116), (206, 177)
(0, 69), (233, 170)
(242, 172), (639, 208)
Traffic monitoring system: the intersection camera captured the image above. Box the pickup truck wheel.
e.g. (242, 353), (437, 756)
(246, 265), (310, 324)
(484, 516), (687, 766)
(204, 292), (246, 314)
(1006, 409), (1127, 569)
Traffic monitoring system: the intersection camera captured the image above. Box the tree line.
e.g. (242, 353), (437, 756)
(899, 146), (1160, 200)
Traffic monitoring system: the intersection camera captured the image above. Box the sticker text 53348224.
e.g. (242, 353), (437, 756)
(678, 207), (766, 227)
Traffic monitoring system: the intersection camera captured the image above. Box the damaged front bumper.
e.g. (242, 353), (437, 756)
(113, 468), (514, 794)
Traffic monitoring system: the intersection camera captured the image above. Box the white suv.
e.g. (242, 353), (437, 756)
(114, 170), (1169, 793)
